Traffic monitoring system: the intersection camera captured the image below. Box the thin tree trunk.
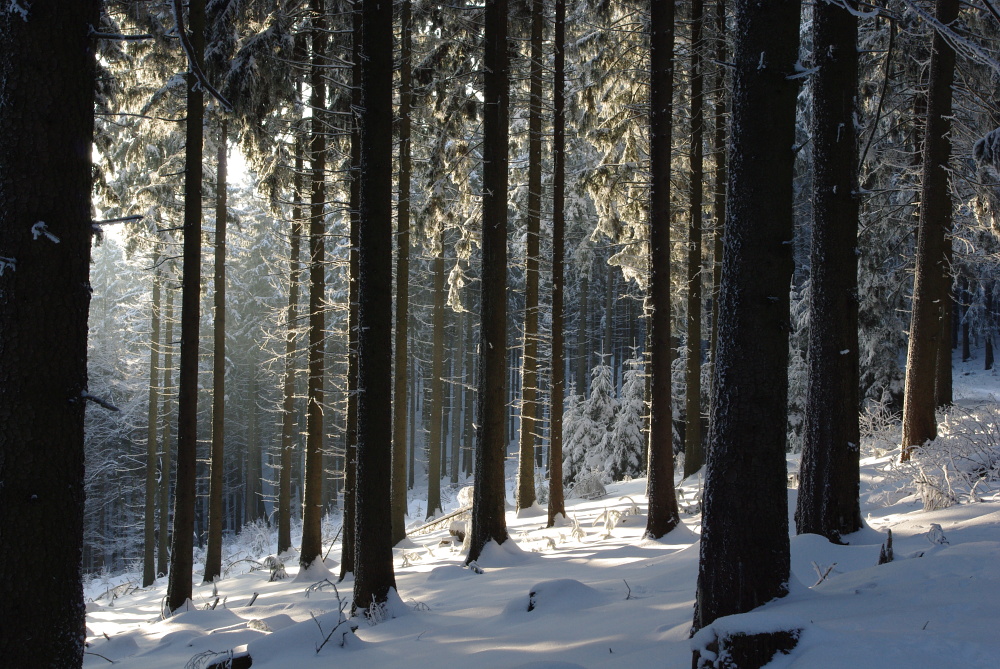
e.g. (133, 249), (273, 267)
(391, 0), (413, 546)
(158, 286), (175, 578)
(693, 0), (800, 642)
(795, 0), (862, 542)
(279, 139), (304, 555)
(144, 268), (162, 587)
(168, 0), (206, 611)
(205, 119), (228, 583)
(451, 307), (465, 484)
(427, 249), (446, 517)
(986, 281), (995, 371)
(547, 0), (568, 528)
(684, 0), (705, 479)
(577, 272), (589, 394)
(645, 0), (681, 541)
(961, 276), (971, 362)
(468, 0), (511, 564)
(517, 0), (543, 511)
(341, 0), (362, 579)
(353, 0), (397, 611)
(901, 0), (958, 459)
(300, 0), (328, 570)
(0, 5), (97, 660)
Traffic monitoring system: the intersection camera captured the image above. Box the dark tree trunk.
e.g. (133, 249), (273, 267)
(158, 286), (175, 578)
(517, 0), (544, 511)
(547, 0), (567, 528)
(427, 249), (446, 518)
(145, 268), (162, 587)
(901, 0), (958, 459)
(205, 119), (228, 583)
(468, 0), (511, 565)
(391, 0), (413, 546)
(168, 0), (207, 612)
(693, 0), (800, 643)
(300, 0), (328, 570)
(353, 0), (397, 612)
(683, 0), (705, 479)
(341, 0), (362, 580)
(645, 0), (681, 540)
(279, 137), (304, 555)
(795, 0), (862, 543)
(0, 3), (98, 662)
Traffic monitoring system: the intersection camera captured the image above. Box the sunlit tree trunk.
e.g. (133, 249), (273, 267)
(144, 267), (162, 587)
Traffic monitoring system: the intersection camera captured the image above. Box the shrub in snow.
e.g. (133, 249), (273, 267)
(602, 357), (647, 481)
(568, 469), (606, 500)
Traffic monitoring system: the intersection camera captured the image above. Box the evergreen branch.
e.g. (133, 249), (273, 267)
(171, 0), (233, 113)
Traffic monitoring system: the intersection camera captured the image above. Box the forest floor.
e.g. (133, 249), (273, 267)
(84, 354), (1000, 668)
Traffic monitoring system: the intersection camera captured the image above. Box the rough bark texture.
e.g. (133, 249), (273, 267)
(547, 0), (567, 528)
(795, 0), (862, 542)
(391, 0), (413, 546)
(693, 0), (800, 641)
(0, 3), (98, 664)
(144, 269), (162, 587)
(205, 119), (228, 583)
(684, 0), (705, 478)
(517, 0), (544, 510)
(645, 0), (681, 540)
(168, 0), (207, 612)
(353, 0), (398, 611)
(300, 0), (328, 570)
(708, 0), (727, 422)
(468, 0), (511, 565)
(901, 0), (958, 459)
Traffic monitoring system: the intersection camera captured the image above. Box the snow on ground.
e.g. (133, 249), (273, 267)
(84, 356), (1000, 668)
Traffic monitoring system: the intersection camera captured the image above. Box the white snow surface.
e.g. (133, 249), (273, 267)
(84, 357), (1000, 668)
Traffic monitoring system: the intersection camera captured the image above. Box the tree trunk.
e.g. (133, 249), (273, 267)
(795, 0), (862, 543)
(468, 0), (511, 564)
(645, 0), (681, 540)
(144, 268), (162, 587)
(353, 0), (398, 611)
(158, 285), (175, 578)
(427, 249), (446, 517)
(205, 119), (228, 583)
(451, 307), (465, 484)
(577, 272), (589, 395)
(341, 0), (362, 579)
(300, 0), (328, 570)
(0, 3), (97, 662)
(517, 0), (543, 511)
(279, 136), (304, 555)
(901, 0), (958, 459)
(391, 0), (413, 546)
(548, 0), (568, 528)
(168, 0), (206, 612)
(684, 0), (705, 479)
(693, 0), (800, 643)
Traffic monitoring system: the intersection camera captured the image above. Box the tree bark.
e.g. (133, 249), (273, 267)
(0, 3), (98, 663)
(795, 0), (862, 542)
(144, 268), (162, 587)
(168, 0), (207, 612)
(468, 0), (511, 565)
(158, 285), (176, 578)
(901, 0), (958, 459)
(300, 0), (328, 570)
(693, 0), (800, 642)
(684, 0), (705, 479)
(708, 0), (727, 425)
(427, 248), (446, 517)
(353, 0), (398, 612)
(547, 0), (568, 528)
(205, 119), (228, 583)
(645, 0), (681, 540)
(391, 0), (413, 546)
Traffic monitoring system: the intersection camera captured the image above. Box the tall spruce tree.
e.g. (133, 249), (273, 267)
(693, 0), (801, 647)
(795, 0), (863, 542)
(0, 2), (99, 664)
